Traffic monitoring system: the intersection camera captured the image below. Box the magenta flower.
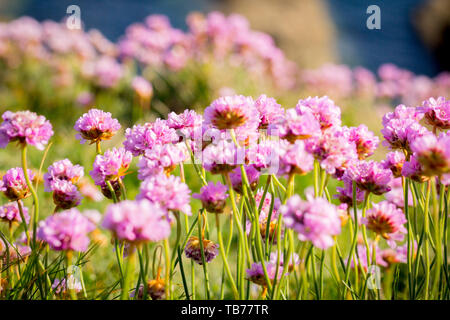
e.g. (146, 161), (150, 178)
(306, 126), (358, 175)
(204, 95), (260, 130)
(345, 160), (393, 195)
(44, 159), (84, 192)
(50, 180), (82, 210)
(401, 155), (428, 182)
(90, 147), (132, 186)
(254, 94), (284, 129)
(102, 200), (171, 243)
(123, 119), (179, 156)
(229, 165), (260, 194)
(52, 278), (82, 296)
(246, 262), (283, 286)
(417, 96), (450, 130)
(382, 104), (423, 126)
(137, 143), (188, 180)
(269, 252), (300, 271)
(410, 133), (450, 176)
(184, 236), (219, 265)
(202, 139), (244, 174)
(167, 109), (203, 140)
(295, 96), (341, 130)
(381, 119), (429, 152)
(349, 244), (387, 271)
(347, 125), (379, 160)
(193, 181), (228, 214)
(363, 201), (407, 244)
(37, 208), (95, 252)
(385, 178), (413, 208)
(278, 139), (314, 176)
(137, 173), (191, 216)
(74, 109), (121, 144)
(0, 111), (53, 150)
(281, 194), (341, 249)
(335, 176), (365, 207)
(246, 140), (280, 173)
(0, 202), (29, 224)
(1, 167), (35, 201)
(381, 151), (406, 178)
(269, 108), (321, 143)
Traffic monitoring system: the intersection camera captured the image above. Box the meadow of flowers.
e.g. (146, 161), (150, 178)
(0, 12), (449, 301)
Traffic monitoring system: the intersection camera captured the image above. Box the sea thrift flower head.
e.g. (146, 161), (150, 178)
(295, 96), (341, 130)
(137, 173), (191, 216)
(349, 244), (387, 271)
(0, 202), (30, 224)
(363, 201), (407, 241)
(0, 110), (53, 150)
(167, 109), (203, 140)
(137, 143), (188, 179)
(269, 252), (300, 272)
(278, 139), (314, 176)
(184, 236), (219, 265)
(246, 262), (282, 286)
(254, 94), (284, 129)
(1, 167), (35, 200)
(90, 147), (132, 186)
(385, 178), (413, 208)
(37, 208), (95, 252)
(345, 160), (393, 195)
(123, 120), (179, 156)
(401, 155), (429, 183)
(382, 104), (423, 126)
(418, 96), (450, 130)
(102, 200), (171, 243)
(281, 194), (341, 249)
(381, 243), (412, 266)
(147, 278), (166, 300)
(229, 165), (260, 194)
(381, 118), (429, 152)
(335, 176), (365, 207)
(131, 76), (153, 99)
(246, 139), (280, 173)
(78, 178), (103, 202)
(202, 139), (244, 174)
(193, 181), (228, 214)
(203, 95), (259, 130)
(347, 125), (379, 159)
(410, 133), (450, 176)
(51, 180), (82, 210)
(269, 108), (321, 143)
(306, 126), (358, 175)
(381, 151), (406, 178)
(74, 108), (121, 144)
(44, 159), (84, 192)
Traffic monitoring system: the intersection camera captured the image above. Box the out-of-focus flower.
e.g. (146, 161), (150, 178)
(295, 96), (342, 130)
(402, 155), (429, 183)
(229, 165), (260, 194)
(418, 96), (450, 130)
(385, 178), (413, 208)
(52, 278), (82, 296)
(137, 173), (191, 216)
(335, 176), (365, 207)
(102, 200), (171, 243)
(74, 109), (121, 144)
(347, 125), (379, 160)
(269, 252), (300, 272)
(193, 181), (228, 214)
(184, 236), (219, 264)
(0, 111), (53, 150)
(246, 262), (283, 287)
(131, 76), (153, 99)
(0, 202), (29, 224)
(37, 208), (95, 252)
(278, 139), (314, 176)
(410, 133), (450, 176)
(51, 180), (82, 210)
(1, 167), (35, 201)
(281, 194), (341, 249)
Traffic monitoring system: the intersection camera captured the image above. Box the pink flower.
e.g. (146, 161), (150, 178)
(167, 109), (203, 140)
(204, 95), (260, 130)
(184, 236), (219, 264)
(0, 202), (29, 224)
(269, 108), (320, 143)
(347, 125), (379, 160)
(90, 147), (132, 186)
(295, 96), (341, 130)
(193, 181), (228, 214)
(131, 76), (153, 99)
(137, 173), (191, 216)
(1, 167), (35, 201)
(50, 180), (82, 210)
(278, 139), (314, 176)
(102, 200), (171, 243)
(229, 165), (260, 194)
(254, 94), (284, 129)
(246, 139), (280, 174)
(381, 151), (405, 178)
(402, 155), (428, 182)
(281, 194), (341, 249)
(418, 96), (450, 130)
(0, 111), (53, 150)
(410, 133), (450, 176)
(335, 176), (365, 207)
(246, 262), (283, 286)
(137, 143), (188, 179)
(363, 201), (407, 244)
(345, 160), (393, 195)
(202, 139), (244, 174)
(44, 159), (84, 192)
(74, 109), (121, 144)
(37, 208), (95, 252)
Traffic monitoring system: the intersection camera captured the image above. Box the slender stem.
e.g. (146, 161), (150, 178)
(198, 212), (211, 299)
(21, 145), (39, 247)
(121, 245), (135, 300)
(424, 180), (432, 299)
